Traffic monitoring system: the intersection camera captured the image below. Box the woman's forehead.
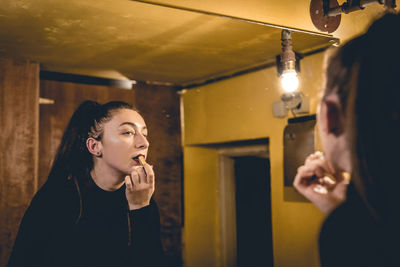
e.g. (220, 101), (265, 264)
(109, 109), (146, 128)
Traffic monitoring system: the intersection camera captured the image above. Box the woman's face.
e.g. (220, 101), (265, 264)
(98, 108), (149, 175)
(317, 101), (332, 159)
(317, 93), (352, 173)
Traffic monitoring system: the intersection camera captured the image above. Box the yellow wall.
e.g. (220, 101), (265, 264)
(180, 4), (398, 267)
(182, 52), (325, 267)
(182, 147), (221, 266)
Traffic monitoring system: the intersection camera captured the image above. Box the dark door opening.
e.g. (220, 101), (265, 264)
(234, 156), (274, 267)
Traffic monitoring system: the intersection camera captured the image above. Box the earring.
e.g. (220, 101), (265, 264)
(97, 152), (101, 156)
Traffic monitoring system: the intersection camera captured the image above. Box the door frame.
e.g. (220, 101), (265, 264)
(218, 144), (269, 267)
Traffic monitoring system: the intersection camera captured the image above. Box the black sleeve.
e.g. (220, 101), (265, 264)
(129, 198), (165, 267)
(319, 184), (382, 267)
(319, 208), (349, 267)
(7, 183), (56, 267)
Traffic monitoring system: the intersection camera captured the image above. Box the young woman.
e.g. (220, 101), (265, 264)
(294, 13), (400, 266)
(7, 101), (164, 267)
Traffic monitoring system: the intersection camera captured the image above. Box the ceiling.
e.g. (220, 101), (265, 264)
(0, 0), (338, 88)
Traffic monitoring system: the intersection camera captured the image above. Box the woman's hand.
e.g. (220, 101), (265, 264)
(293, 152), (349, 214)
(125, 162), (155, 210)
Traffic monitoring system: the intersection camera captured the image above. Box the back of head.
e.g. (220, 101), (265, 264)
(47, 100), (136, 185)
(325, 13), (400, 223)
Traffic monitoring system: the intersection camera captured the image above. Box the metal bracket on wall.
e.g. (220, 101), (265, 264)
(283, 115), (316, 202)
(310, 0), (397, 33)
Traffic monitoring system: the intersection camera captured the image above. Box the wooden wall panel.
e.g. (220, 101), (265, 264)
(39, 80), (135, 187)
(135, 82), (182, 266)
(0, 59), (39, 266)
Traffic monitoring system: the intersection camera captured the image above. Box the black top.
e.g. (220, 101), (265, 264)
(319, 183), (398, 267)
(7, 177), (164, 267)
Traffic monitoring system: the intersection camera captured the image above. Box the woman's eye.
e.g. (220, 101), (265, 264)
(124, 131), (135, 135)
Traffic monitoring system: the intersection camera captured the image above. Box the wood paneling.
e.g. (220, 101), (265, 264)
(135, 82), (182, 265)
(0, 59), (39, 266)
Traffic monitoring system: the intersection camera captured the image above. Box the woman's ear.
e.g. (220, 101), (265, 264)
(323, 98), (344, 136)
(86, 138), (102, 157)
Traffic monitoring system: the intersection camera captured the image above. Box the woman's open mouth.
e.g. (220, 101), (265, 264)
(132, 154), (145, 164)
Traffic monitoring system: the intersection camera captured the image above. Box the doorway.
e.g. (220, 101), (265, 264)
(234, 156), (273, 267)
(218, 142), (273, 267)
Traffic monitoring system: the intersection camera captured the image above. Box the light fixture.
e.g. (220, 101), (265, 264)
(279, 30), (299, 93)
(281, 69), (299, 93)
(273, 30), (309, 118)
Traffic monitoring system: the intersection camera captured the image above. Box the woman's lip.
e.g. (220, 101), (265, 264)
(132, 154), (145, 164)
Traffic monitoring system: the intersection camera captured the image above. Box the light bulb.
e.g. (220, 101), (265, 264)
(280, 70), (299, 93)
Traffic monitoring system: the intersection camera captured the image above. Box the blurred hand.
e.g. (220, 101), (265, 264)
(293, 151), (349, 214)
(125, 162), (155, 210)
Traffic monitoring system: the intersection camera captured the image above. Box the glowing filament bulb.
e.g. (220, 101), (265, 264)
(281, 70), (299, 93)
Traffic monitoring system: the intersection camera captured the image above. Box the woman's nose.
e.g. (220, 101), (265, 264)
(135, 133), (149, 149)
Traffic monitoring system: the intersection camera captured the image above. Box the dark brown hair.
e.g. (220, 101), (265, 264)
(323, 13), (400, 224)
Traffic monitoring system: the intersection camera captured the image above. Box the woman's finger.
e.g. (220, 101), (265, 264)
(131, 168), (140, 184)
(305, 151), (323, 163)
(305, 152), (336, 174)
(299, 161), (329, 179)
(142, 163), (155, 184)
(294, 167), (316, 189)
(295, 166), (315, 182)
(294, 159), (332, 192)
(313, 184), (328, 194)
(320, 175), (336, 185)
(135, 166), (146, 184)
(125, 175), (133, 191)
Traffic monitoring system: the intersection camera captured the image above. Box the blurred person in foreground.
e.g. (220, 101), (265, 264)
(294, 13), (400, 267)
